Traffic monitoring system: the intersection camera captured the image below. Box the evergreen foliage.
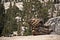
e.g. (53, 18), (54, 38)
(2, 2), (20, 36)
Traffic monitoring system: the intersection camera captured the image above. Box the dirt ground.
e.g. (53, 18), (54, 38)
(0, 35), (60, 40)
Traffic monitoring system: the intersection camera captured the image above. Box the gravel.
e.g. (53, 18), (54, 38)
(0, 35), (60, 40)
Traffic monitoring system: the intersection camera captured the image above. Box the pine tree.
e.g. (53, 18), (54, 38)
(2, 2), (13, 36)
(2, 1), (20, 36)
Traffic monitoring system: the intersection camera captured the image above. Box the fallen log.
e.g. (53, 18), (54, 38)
(28, 18), (53, 35)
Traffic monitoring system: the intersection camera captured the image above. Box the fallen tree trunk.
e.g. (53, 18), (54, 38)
(28, 18), (53, 35)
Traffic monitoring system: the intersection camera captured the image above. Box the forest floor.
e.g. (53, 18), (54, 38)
(0, 35), (60, 40)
